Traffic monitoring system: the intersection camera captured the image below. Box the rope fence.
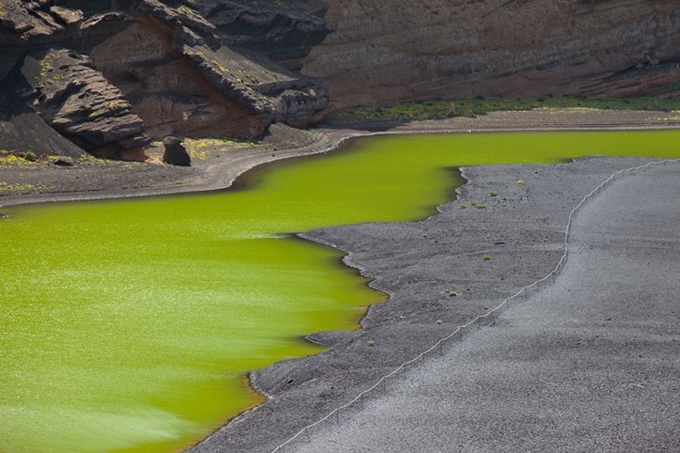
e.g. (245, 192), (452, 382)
(270, 158), (680, 453)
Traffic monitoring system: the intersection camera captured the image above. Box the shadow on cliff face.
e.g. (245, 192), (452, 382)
(194, 0), (331, 70)
(0, 90), (87, 159)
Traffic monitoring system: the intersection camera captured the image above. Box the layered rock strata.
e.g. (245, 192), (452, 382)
(194, 0), (331, 70)
(302, 0), (680, 109)
(0, 0), (329, 158)
(3, 0), (680, 159)
(7, 49), (149, 157)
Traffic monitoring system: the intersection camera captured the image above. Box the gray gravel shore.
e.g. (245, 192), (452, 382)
(288, 160), (680, 452)
(189, 156), (679, 452)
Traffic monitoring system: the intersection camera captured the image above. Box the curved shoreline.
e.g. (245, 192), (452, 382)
(2, 109), (680, 453)
(191, 153), (678, 453)
(186, 113), (680, 452)
(2, 108), (680, 209)
(290, 159), (680, 453)
(276, 157), (680, 452)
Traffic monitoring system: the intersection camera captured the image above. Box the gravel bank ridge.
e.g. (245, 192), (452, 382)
(189, 154), (678, 452)
(290, 158), (680, 453)
(269, 157), (680, 452)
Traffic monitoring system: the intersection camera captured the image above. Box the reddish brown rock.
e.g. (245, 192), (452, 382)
(303, 0), (680, 110)
(90, 18), (267, 139)
(49, 6), (84, 26)
(0, 0), (329, 156)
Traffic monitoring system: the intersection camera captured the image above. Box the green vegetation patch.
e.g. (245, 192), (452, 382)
(183, 137), (256, 160)
(0, 151), (53, 167)
(327, 96), (680, 124)
(0, 181), (48, 193)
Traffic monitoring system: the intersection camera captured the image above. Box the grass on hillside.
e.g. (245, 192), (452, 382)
(325, 96), (680, 124)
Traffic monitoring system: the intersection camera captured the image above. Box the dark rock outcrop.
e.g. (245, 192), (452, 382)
(162, 135), (190, 166)
(0, 0), (329, 159)
(0, 1), (131, 81)
(195, 0), (331, 70)
(7, 48), (149, 157)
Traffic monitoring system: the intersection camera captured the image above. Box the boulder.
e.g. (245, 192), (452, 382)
(162, 136), (191, 166)
(51, 156), (76, 166)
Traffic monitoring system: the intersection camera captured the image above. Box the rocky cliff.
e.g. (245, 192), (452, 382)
(0, 0), (329, 159)
(302, 0), (680, 110)
(2, 0), (680, 159)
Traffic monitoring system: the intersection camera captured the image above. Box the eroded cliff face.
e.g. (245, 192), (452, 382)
(302, 0), (680, 110)
(11, 49), (149, 155)
(2, 0), (680, 159)
(0, 0), (329, 158)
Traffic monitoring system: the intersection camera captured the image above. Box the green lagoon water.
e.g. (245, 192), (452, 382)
(2, 130), (680, 453)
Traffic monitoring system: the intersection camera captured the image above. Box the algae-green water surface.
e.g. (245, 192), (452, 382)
(2, 130), (680, 453)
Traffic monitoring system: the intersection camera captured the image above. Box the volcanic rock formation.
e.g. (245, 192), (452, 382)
(8, 49), (149, 156)
(0, 0), (330, 158)
(2, 0), (680, 159)
(302, 0), (680, 109)
(162, 135), (190, 166)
